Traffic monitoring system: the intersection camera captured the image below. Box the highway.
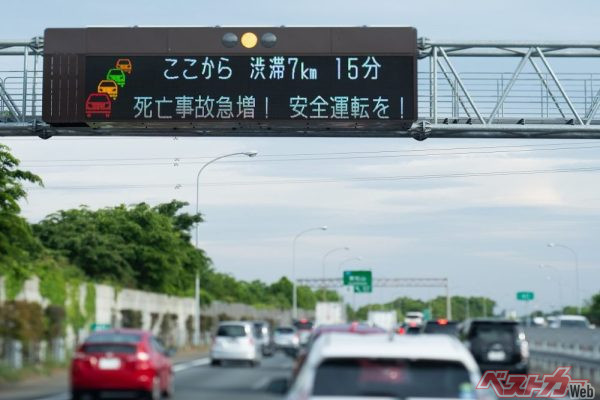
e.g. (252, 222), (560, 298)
(29, 353), (290, 400)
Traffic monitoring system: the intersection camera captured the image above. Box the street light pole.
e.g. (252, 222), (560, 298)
(193, 151), (257, 346)
(547, 243), (581, 314)
(292, 226), (327, 320)
(321, 247), (349, 301)
(539, 263), (564, 312)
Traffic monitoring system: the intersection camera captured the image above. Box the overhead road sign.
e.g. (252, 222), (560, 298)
(516, 291), (534, 301)
(42, 27), (418, 134)
(343, 270), (373, 293)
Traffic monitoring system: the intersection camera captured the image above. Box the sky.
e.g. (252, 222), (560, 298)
(2, 0), (600, 315)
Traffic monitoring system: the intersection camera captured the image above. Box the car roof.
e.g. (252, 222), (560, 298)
(86, 329), (149, 339)
(218, 321), (252, 326)
(313, 323), (386, 335)
(309, 332), (479, 372)
(557, 315), (588, 320)
(469, 318), (518, 324)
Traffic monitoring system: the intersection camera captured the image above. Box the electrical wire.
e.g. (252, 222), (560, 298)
(17, 142), (600, 169)
(23, 164), (600, 191)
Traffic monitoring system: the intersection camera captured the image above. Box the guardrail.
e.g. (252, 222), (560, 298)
(525, 327), (600, 387)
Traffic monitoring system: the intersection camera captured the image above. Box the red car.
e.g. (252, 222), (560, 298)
(70, 329), (174, 400)
(85, 92), (112, 118)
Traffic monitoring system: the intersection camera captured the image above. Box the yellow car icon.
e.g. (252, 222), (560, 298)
(97, 80), (118, 100)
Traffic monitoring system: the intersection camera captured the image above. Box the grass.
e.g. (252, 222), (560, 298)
(0, 359), (68, 385)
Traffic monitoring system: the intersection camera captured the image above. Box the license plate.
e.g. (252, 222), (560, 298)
(98, 357), (121, 370)
(487, 350), (506, 361)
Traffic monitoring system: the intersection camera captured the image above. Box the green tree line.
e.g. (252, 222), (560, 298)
(348, 295), (497, 321)
(0, 144), (338, 311)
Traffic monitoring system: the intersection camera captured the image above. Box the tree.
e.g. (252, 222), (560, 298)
(0, 144), (43, 266)
(33, 201), (210, 295)
(585, 293), (600, 324)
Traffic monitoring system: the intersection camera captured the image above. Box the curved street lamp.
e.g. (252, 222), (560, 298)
(547, 243), (580, 314)
(193, 151), (258, 346)
(292, 226), (328, 319)
(539, 263), (564, 312)
(321, 247), (349, 300)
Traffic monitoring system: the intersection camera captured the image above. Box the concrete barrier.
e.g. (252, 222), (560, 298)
(0, 276), (313, 351)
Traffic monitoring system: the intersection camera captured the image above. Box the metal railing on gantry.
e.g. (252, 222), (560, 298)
(2, 36), (600, 139)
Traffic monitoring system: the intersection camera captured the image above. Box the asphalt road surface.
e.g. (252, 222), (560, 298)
(32, 352), (292, 400)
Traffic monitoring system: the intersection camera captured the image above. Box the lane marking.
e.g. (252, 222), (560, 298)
(252, 376), (271, 390)
(172, 357), (210, 373)
(33, 394), (69, 400)
(33, 357), (210, 399)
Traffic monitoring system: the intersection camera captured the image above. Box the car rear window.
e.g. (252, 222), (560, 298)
(313, 358), (472, 398)
(423, 322), (459, 334)
(217, 325), (247, 337)
(86, 333), (142, 344)
(253, 323), (266, 338)
(469, 322), (516, 341)
(275, 327), (295, 334)
(560, 319), (588, 328)
(83, 343), (136, 354)
(293, 320), (313, 330)
(100, 81), (114, 86)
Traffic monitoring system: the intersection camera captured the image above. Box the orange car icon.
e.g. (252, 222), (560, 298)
(116, 58), (132, 74)
(97, 80), (119, 100)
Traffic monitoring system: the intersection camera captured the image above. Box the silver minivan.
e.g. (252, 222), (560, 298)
(210, 321), (261, 367)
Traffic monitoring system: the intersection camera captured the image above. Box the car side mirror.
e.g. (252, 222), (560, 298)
(266, 377), (290, 394)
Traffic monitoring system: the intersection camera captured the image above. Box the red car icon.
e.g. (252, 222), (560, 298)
(85, 93), (112, 118)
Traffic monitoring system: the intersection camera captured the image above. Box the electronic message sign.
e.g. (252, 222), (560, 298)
(43, 27), (417, 134)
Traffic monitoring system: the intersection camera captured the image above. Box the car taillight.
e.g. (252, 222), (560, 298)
(137, 351), (150, 361)
(397, 327), (406, 335)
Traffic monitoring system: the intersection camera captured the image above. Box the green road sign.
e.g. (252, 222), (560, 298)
(516, 291), (534, 301)
(344, 270), (372, 293)
(90, 323), (112, 332)
(343, 270), (372, 286)
(422, 308), (432, 321)
(353, 283), (372, 293)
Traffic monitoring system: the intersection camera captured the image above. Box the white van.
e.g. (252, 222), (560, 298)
(549, 315), (591, 329)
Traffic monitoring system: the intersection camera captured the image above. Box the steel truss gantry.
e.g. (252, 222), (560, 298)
(297, 277), (451, 319)
(2, 36), (600, 139)
(415, 39), (600, 140)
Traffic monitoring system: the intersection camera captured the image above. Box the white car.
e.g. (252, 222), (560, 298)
(274, 326), (300, 354)
(287, 332), (491, 399)
(210, 321), (261, 366)
(404, 311), (424, 326)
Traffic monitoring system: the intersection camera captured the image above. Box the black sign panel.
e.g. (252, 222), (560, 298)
(84, 55), (414, 122)
(43, 27), (418, 134)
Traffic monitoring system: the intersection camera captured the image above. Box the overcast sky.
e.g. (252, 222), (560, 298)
(3, 0), (600, 315)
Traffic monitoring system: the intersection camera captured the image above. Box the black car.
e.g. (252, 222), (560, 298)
(460, 319), (529, 374)
(422, 319), (460, 335)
